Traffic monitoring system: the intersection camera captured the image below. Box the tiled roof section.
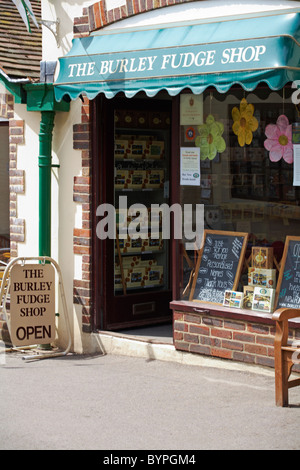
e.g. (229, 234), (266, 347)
(0, 0), (42, 79)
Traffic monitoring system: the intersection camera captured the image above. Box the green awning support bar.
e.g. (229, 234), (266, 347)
(38, 111), (55, 258)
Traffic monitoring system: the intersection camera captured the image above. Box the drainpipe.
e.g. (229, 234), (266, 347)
(38, 111), (55, 351)
(38, 111), (55, 257)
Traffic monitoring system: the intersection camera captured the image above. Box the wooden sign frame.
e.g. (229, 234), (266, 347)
(275, 235), (300, 309)
(189, 230), (249, 305)
(0, 256), (72, 361)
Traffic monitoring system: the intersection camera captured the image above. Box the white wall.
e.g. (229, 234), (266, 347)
(14, 104), (40, 258)
(42, 0), (92, 60)
(52, 101), (83, 352)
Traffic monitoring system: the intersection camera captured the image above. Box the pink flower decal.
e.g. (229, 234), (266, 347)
(264, 115), (293, 164)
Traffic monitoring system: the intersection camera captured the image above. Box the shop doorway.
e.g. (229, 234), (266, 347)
(93, 94), (176, 330)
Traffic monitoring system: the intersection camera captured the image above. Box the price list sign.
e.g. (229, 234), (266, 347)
(190, 230), (248, 305)
(276, 236), (300, 309)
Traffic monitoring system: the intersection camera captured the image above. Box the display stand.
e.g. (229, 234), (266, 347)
(0, 256), (72, 361)
(113, 116), (169, 297)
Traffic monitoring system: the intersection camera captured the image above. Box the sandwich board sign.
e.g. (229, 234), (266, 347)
(9, 263), (56, 346)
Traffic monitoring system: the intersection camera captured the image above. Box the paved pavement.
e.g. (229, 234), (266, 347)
(1, 350), (300, 450)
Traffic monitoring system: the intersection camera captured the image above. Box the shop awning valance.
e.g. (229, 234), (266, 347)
(54, 10), (300, 101)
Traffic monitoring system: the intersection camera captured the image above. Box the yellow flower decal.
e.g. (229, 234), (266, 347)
(232, 98), (258, 147)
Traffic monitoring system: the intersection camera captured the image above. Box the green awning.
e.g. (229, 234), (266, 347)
(54, 10), (300, 101)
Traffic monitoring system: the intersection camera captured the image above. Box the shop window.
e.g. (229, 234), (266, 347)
(179, 86), (300, 298)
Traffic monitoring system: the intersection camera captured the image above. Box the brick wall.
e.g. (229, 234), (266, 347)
(0, 96), (25, 257)
(72, 97), (93, 332)
(9, 119), (25, 257)
(0, 94), (25, 344)
(173, 309), (300, 371)
(0, 93), (13, 120)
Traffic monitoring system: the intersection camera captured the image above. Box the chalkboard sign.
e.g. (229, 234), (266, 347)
(190, 230), (248, 305)
(276, 236), (300, 309)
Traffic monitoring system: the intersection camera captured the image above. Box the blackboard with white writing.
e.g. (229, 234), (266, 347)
(276, 237), (300, 309)
(190, 230), (248, 305)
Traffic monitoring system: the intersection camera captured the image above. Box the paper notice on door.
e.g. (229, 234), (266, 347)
(180, 94), (203, 125)
(180, 147), (200, 186)
(293, 144), (300, 186)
